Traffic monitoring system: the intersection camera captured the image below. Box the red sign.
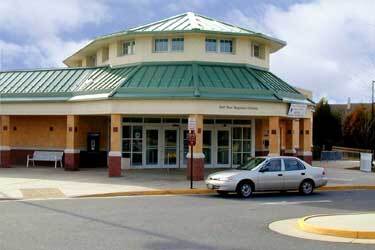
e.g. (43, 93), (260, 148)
(188, 132), (196, 146)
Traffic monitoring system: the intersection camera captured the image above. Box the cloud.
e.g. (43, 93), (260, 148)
(225, 0), (375, 103)
(0, 0), (109, 69)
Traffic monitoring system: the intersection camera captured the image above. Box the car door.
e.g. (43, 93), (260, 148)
(282, 158), (307, 190)
(257, 158), (284, 191)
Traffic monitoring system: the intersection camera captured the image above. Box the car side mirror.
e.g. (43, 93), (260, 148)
(259, 168), (267, 173)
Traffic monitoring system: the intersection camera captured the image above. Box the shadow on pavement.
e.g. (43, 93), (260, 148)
(19, 200), (217, 250)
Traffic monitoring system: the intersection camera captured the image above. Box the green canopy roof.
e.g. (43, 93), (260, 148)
(0, 62), (308, 103)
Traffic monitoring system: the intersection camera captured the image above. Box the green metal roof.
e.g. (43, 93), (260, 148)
(129, 12), (254, 34)
(0, 62), (308, 103)
(113, 62), (305, 101)
(100, 12), (285, 45)
(0, 66), (137, 100)
(64, 12), (286, 65)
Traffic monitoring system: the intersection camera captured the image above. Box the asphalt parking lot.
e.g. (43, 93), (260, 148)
(0, 190), (374, 250)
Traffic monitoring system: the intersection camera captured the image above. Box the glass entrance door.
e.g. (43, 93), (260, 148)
(164, 128), (178, 167)
(217, 129), (230, 167)
(145, 128), (159, 167)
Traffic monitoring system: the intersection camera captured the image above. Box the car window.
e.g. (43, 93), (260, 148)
(261, 159), (281, 172)
(284, 159), (305, 171)
(236, 157), (266, 170)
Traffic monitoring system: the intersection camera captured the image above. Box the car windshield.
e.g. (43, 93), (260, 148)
(236, 158), (266, 170)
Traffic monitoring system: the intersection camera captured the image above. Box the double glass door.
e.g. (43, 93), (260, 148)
(144, 127), (179, 168)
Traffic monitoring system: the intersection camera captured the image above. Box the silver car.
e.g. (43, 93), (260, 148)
(206, 156), (327, 198)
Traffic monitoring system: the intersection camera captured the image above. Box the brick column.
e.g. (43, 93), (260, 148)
(285, 119), (300, 156)
(280, 120), (286, 155)
(108, 114), (122, 177)
(187, 114), (205, 181)
(298, 118), (312, 164)
(64, 115), (80, 171)
(255, 119), (269, 156)
(0, 116), (11, 168)
(268, 116), (280, 156)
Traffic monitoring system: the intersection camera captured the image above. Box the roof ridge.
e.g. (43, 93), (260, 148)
(129, 12), (189, 31)
(192, 12), (256, 34)
(186, 12), (200, 30)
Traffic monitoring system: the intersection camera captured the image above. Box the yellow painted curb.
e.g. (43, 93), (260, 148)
(74, 185), (375, 199)
(318, 185), (375, 191)
(77, 189), (216, 198)
(298, 214), (375, 239)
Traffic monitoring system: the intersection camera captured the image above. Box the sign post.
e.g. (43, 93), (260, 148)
(188, 117), (197, 189)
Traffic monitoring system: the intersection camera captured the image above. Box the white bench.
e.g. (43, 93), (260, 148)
(27, 151), (64, 168)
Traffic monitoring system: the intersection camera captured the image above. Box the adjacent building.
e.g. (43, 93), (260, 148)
(0, 12), (313, 179)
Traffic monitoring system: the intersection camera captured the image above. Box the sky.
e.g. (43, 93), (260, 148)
(0, 0), (374, 104)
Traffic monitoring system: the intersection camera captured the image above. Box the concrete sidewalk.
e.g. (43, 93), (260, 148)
(0, 160), (374, 200)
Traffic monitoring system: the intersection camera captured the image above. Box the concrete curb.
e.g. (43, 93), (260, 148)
(76, 189), (216, 198)
(298, 214), (375, 239)
(317, 185), (375, 191)
(75, 185), (375, 198)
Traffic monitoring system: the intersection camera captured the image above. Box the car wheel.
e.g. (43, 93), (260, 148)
(216, 191), (229, 196)
(237, 181), (253, 198)
(299, 180), (314, 195)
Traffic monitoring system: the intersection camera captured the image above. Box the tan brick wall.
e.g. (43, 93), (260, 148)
(299, 118), (312, 152)
(78, 116), (109, 151)
(280, 119), (286, 151)
(10, 116), (66, 149)
(188, 114), (203, 154)
(110, 114), (121, 152)
(9, 115), (109, 151)
(0, 116), (11, 146)
(268, 116), (280, 156)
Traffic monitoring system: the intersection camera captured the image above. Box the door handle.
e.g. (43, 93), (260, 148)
(301, 173), (305, 175)
(278, 174), (283, 176)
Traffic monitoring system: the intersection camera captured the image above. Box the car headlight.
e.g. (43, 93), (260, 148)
(220, 176), (234, 181)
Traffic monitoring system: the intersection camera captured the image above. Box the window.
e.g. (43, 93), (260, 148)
(261, 159), (281, 172)
(102, 47), (109, 62)
(232, 127), (252, 165)
(171, 38), (184, 52)
(154, 38), (169, 52)
(253, 44), (261, 58)
(237, 157), (266, 170)
(86, 55), (96, 67)
(122, 40), (135, 55)
(122, 125), (143, 166)
(220, 39), (233, 53)
(203, 131), (212, 164)
(205, 38), (217, 52)
(284, 159), (305, 171)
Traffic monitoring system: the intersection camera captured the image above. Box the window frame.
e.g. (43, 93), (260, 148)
(283, 158), (306, 171)
(101, 46), (109, 63)
(220, 39), (233, 53)
(171, 37), (184, 52)
(205, 38), (218, 53)
(154, 38), (169, 53)
(260, 159), (282, 172)
(252, 43), (261, 59)
(122, 40), (136, 56)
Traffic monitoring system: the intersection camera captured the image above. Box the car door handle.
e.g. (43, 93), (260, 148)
(278, 174), (283, 176)
(301, 173), (305, 175)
